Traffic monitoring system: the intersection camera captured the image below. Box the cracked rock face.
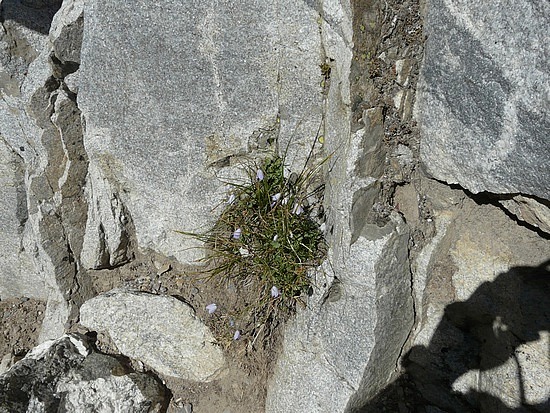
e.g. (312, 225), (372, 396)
(0, 0), (93, 341)
(0, 334), (168, 413)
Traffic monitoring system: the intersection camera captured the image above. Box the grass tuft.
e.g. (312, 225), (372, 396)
(179, 155), (327, 341)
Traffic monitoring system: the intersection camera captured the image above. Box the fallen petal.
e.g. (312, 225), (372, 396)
(271, 193), (281, 202)
(273, 234), (278, 242)
(233, 330), (241, 340)
(239, 247), (250, 257)
(256, 169), (264, 181)
(227, 194), (236, 204)
(206, 303), (217, 314)
(271, 286), (280, 298)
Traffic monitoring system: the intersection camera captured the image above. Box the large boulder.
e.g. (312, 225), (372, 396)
(79, 290), (226, 382)
(78, 0), (324, 266)
(266, 3), (414, 407)
(0, 334), (168, 413)
(416, 0), (550, 199)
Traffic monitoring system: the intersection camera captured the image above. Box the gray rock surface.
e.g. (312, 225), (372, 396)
(499, 195), (550, 235)
(266, 214), (413, 413)
(79, 290), (226, 382)
(0, 138), (39, 298)
(266, 5), (414, 407)
(0, 0), (92, 341)
(0, 334), (168, 413)
(410, 179), (550, 411)
(79, 0), (323, 266)
(416, 0), (550, 199)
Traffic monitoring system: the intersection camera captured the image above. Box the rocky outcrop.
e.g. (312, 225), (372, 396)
(266, 2), (416, 411)
(1, 0), (549, 411)
(417, 0), (549, 199)
(406, 180), (550, 411)
(79, 290), (226, 382)
(0, 334), (168, 413)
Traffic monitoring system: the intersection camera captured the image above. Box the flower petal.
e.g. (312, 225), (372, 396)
(227, 194), (236, 204)
(232, 228), (242, 239)
(206, 303), (217, 314)
(271, 286), (280, 298)
(271, 192), (281, 202)
(292, 204), (304, 215)
(256, 169), (264, 181)
(233, 330), (241, 340)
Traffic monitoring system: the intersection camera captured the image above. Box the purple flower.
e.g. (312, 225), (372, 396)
(270, 192), (282, 208)
(292, 203), (304, 215)
(206, 303), (217, 314)
(233, 330), (241, 340)
(256, 169), (264, 181)
(271, 286), (280, 298)
(232, 228), (242, 239)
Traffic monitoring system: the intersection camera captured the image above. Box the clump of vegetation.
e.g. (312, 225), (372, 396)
(180, 154), (327, 342)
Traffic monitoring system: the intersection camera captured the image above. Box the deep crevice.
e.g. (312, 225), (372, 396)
(431, 178), (550, 240)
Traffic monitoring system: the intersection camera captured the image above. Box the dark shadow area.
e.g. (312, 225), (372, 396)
(357, 260), (550, 412)
(0, 0), (62, 34)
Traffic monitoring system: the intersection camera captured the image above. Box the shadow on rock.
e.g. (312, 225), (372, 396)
(0, 0), (62, 34)
(357, 260), (550, 412)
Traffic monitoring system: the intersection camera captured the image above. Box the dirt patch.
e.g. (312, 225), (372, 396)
(0, 298), (46, 372)
(80, 250), (283, 413)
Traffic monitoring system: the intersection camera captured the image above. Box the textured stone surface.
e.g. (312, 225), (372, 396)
(266, 215), (413, 413)
(0, 0), (92, 341)
(79, 0), (323, 266)
(0, 139), (38, 298)
(416, 0), (550, 199)
(266, 4), (414, 406)
(0, 334), (168, 413)
(79, 290), (226, 381)
(499, 195), (550, 235)
(408, 180), (550, 411)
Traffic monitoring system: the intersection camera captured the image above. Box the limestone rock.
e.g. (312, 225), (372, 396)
(79, 0), (323, 266)
(79, 290), (226, 382)
(0, 334), (168, 413)
(416, 0), (550, 199)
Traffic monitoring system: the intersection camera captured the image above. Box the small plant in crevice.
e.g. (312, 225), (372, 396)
(178, 153), (327, 347)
